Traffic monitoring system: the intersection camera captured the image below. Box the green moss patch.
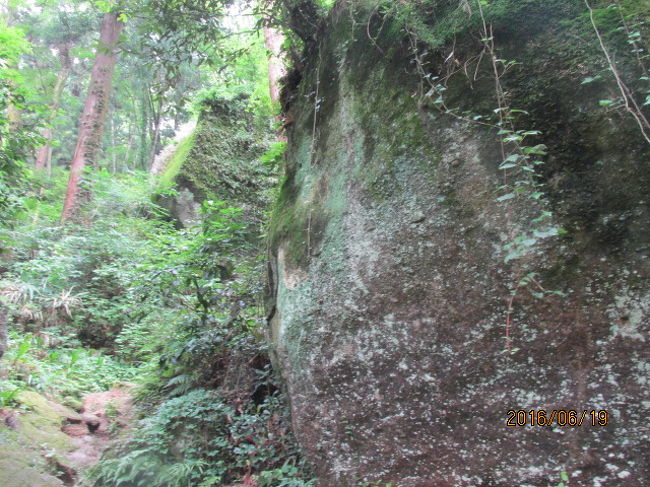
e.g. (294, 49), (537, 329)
(0, 391), (81, 486)
(158, 132), (196, 189)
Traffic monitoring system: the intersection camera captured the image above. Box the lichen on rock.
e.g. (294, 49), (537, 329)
(267, 1), (650, 486)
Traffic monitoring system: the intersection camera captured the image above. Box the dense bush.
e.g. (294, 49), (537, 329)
(89, 389), (314, 487)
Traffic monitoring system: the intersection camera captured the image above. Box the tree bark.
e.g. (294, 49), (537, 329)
(35, 45), (72, 172)
(139, 90), (150, 171)
(62, 12), (123, 221)
(262, 24), (286, 105)
(0, 303), (7, 361)
(148, 97), (163, 170)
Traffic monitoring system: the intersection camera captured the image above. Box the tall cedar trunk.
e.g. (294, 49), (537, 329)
(262, 25), (286, 105)
(61, 13), (123, 221)
(35, 45), (72, 172)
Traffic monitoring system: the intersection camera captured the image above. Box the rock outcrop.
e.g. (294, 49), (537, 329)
(0, 391), (78, 487)
(157, 97), (274, 229)
(267, 2), (650, 486)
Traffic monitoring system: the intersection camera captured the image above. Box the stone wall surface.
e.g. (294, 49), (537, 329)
(267, 2), (650, 486)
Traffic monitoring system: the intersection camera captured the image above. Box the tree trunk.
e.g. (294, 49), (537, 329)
(0, 303), (7, 361)
(148, 98), (163, 170)
(263, 25), (286, 105)
(110, 116), (117, 173)
(139, 91), (150, 170)
(34, 126), (53, 171)
(123, 133), (133, 171)
(35, 46), (72, 172)
(61, 13), (123, 221)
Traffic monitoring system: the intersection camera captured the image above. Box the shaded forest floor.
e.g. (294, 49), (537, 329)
(65, 386), (134, 484)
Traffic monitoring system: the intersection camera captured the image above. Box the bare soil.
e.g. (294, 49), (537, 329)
(63, 385), (134, 484)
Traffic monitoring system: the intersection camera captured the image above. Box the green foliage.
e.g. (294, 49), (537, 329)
(1, 158), (313, 483)
(257, 461), (317, 486)
(0, 384), (23, 408)
(0, 21), (31, 67)
(260, 140), (287, 168)
(2, 170), (174, 346)
(89, 390), (314, 487)
(0, 22), (43, 230)
(192, 28), (277, 127)
(0, 331), (136, 402)
(0, 4), (309, 486)
(14, 143), (310, 486)
(552, 470), (571, 487)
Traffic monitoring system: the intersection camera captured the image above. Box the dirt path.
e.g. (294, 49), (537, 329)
(62, 385), (134, 485)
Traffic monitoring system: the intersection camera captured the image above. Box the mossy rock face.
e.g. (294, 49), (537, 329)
(17, 390), (81, 424)
(0, 391), (80, 486)
(14, 391), (77, 453)
(0, 447), (64, 487)
(268, 2), (650, 486)
(158, 97), (275, 230)
(0, 431), (67, 487)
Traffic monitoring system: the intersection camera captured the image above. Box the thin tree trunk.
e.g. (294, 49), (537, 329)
(0, 303), (7, 361)
(34, 126), (53, 171)
(263, 23), (287, 143)
(46, 144), (53, 177)
(110, 116), (117, 173)
(62, 13), (123, 221)
(139, 92), (149, 170)
(123, 133), (133, 171)
(148, 98), (163, 169)
(35, 46), (71, 171)
(262, 25), (286, 105)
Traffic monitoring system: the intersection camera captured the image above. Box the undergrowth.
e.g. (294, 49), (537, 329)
(0, 331), (136, 407)
(0, 156), (314, 486)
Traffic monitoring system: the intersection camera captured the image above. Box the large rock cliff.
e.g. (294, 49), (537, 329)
(267, 1), (650, 486)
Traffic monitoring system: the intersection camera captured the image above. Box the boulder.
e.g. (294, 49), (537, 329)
(267, 2), (650, 486)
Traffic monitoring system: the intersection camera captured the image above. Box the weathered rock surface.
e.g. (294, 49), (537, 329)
(0, 391), (77, 487)
(157, 97), (274, 230)
(267, 2), (650, 486)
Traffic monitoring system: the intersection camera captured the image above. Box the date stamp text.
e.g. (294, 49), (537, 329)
(507, 410), (609, 427)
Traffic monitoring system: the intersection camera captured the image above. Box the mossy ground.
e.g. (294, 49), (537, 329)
(0, 391), (79, 487)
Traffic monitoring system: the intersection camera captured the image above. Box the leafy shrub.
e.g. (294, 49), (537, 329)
(89, 389), (313, 487)
(0, 331), (137, 401)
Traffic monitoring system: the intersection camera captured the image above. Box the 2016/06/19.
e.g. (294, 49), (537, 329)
(507, 410), (609, 427)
